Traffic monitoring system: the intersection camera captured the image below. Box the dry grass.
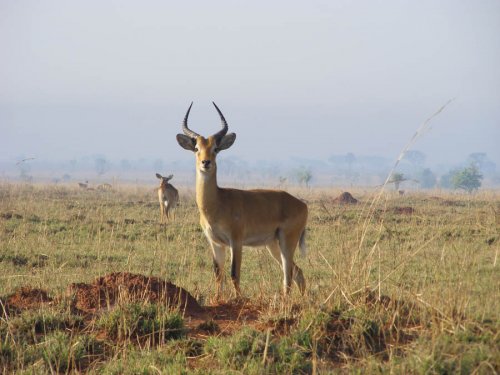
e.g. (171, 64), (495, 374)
(0, 183), (498, 373)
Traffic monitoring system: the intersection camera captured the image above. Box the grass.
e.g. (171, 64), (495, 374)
(0, 182), (498, 373)
(96, 303), (185, 343)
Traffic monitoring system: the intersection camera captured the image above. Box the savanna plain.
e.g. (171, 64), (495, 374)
(0, 183), (498, 374)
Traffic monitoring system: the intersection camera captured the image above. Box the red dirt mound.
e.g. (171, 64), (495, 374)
(2, 274), (274, 339)
(188, 299), (268, 337)
(332, 192), (358, 204)
(2, 287), (53, 314)
(66, 272), (201, 315)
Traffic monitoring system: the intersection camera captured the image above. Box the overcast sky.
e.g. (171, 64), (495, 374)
(1, 0), (499, 168)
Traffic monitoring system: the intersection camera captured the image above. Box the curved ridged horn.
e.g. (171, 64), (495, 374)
(212, 102), (228, 142)
(182, 102), (200, 139)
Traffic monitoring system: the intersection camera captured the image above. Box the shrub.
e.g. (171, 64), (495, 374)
(451, 164), (483, 192)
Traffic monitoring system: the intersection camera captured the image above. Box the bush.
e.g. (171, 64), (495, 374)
(451, 164), (483, 192)
(418, 168), (437, 189)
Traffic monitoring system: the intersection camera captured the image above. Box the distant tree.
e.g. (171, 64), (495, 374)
(120, 159), (132, 171)
(388, 172), (407, 190)
(440, 169), (456, 189)
(94, 157), (109, 176)
(418, 168), (437, 189)
(467, 152), (487, 167)
(69, 159), (77, 172)
(344, 153), (359, 183)
(278, 176), (287, 187)
(345, 152), (356, 169)
(451, 164), (483, 193)
(295, 166), (313, 187)
(404, 150), (426, 167)
(467, 152), (496, 174)
(328, 155), (343, 165)
(17, 160), (32, 182)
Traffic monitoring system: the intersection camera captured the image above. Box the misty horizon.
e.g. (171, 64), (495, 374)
(1, 1), (499, 179)
(3, 147), (498, 190)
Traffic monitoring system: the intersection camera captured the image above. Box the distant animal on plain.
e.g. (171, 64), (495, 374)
(97, 183), (113, 191)
(156, 173), (179, 223)
(176, 102), (308, 299)
(78, 181), (89, 189)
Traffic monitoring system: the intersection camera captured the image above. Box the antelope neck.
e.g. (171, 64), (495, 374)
(195, 169), (221, 214)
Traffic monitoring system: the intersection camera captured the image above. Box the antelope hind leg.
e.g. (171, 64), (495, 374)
(267, 239), (305, 295)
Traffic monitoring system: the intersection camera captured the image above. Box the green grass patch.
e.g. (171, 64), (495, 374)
(97, 303), (185, 344)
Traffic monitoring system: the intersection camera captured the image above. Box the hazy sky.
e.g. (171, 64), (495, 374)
(1, 0), (499, 168)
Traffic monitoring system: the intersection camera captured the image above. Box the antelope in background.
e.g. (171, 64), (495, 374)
(176, 102), (308, 298)
(156, 173), (179, 224)
(97, 183), (113, 191)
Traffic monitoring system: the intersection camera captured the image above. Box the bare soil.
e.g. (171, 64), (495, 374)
(66, 272), (202, 315)
(1, 273), (273, 338)
(2, 286), (53, 314)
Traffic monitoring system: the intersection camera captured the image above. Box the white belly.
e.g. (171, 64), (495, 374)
(203, 223), (275, 248)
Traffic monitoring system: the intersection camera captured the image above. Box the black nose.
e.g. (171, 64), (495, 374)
(201, 160), (211, 168)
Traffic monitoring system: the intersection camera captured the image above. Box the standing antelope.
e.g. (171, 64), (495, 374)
(176, 102), (308, 297)
(156, 173), (179, 223)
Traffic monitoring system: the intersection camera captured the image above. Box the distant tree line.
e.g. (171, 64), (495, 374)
(12, 150), (495, 191)
(387, 150), (491, 192)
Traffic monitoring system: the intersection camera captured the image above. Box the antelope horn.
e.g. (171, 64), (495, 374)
(212, 102), (228, 142)
(182, 102), (200, 139)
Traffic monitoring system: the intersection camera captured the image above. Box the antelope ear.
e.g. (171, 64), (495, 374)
(176, 134), (197, 151)
(217, 133), (236, 151)
(155, 173), (162, 179)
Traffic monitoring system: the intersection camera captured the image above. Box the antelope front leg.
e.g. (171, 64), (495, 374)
(210, 242), (226, 302)
(230, 242), (243, 298)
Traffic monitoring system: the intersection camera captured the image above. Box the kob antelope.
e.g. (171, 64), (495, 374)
(176, 102), (308, 297)
(156, 173), (179, 223)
